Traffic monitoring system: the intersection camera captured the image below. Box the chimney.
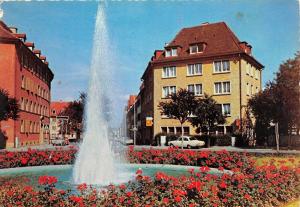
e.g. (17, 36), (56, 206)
(9, 27), (18, 34)
(154, 50), (163, 60)
(239, 41), (252, 55)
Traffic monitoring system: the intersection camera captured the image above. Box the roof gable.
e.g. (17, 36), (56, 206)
(158, 22), (244, 60)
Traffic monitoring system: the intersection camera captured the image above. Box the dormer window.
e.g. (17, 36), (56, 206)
(189, 43), (205, 54)
(165, 48), (177, 57)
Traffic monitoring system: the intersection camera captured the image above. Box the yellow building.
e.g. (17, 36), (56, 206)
(138, 22), (263, 144)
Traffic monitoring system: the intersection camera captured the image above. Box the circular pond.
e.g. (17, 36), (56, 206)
(0, 164), (225, 191)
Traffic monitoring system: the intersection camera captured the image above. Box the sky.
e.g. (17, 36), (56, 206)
(1, 0), (299, 126)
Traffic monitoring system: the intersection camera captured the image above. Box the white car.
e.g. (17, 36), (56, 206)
(168, 136), (205, 149)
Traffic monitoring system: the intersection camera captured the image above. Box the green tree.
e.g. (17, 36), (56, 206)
(249, 52), (300, 146)
(0, 89), (20, 122)
(189, 94), (225, 147)
(59, 92), (86, 140)
(158, 89), (197, 148)
(0, 89), (20, 149)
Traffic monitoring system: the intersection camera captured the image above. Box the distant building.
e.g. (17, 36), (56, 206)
(50, 101), (76, 142)
(0, 21), (54, 148)
(136, 22), (264, 144)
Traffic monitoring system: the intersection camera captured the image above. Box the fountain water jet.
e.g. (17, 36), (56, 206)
(73, 3), (122, 185)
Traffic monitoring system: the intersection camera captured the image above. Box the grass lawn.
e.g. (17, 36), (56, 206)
(253, 154), (300, 168)
(283, 200), (300, 207)
(253, 154), (300, 207)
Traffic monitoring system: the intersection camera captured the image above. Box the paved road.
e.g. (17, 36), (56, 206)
(1, 144), (299, 154)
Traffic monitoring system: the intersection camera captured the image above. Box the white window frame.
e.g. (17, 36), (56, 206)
(213, 60), (230, 73)
(187, 63), (202, 76)
(162, 86), (176, 98)
(165, 48), (177, 57)
(214, 81), (231, 95)
(189, 45), (199, 54)
(222, 103), (231, 116)
(187, 84), (203, 96)
(162, 66), (176, 78)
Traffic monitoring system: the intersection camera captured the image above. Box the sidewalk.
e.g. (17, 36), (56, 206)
(133, 145), (300, 154)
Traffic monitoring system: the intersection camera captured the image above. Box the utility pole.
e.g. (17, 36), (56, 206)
(133, 100), (137, 146)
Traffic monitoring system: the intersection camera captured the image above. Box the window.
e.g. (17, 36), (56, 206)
(184, 127), (190, 135)
(214, 82), (230, 94)
(256, 87), (259, 93)
(21, 76), (25, 89)
(161, 127), (167, 134)
(21, 120), (25, 133)
(246, 83), (250, 95)
(222, 104), (231, 116)
(189, 44), (204, 54)
(162, 86), (176, 98)
(223, 82), (230, 93)
(251, 85), (253, 95)
(165, 48), (177, 57)
(187, 64), (202, 76)
(214, 82), (222, 94)
(213, 60), (230, 73)
(168, 127), (175, 134)
(21, 98), (24, 110)
(162, 66), (176, 78)
(188, 84), (202, 96)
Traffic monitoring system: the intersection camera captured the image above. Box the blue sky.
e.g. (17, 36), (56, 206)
(2, 0), (299, 124)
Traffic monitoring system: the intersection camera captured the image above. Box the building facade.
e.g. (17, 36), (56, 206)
(138, 22), (263, 144)
(0, 21), (54, 148)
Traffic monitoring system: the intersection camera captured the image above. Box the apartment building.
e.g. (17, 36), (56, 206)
(0, 21), (54, 148)
(138, 22), (263, 144)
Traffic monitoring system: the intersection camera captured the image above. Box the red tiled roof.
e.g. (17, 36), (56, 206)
(156, 22), (244, 60)
(25, 42), (34, 47)
(127, 95), (137, 110)
(50, 102), (70, 116)
(0, 21), (17, 40)
(33, 50), (41, 54)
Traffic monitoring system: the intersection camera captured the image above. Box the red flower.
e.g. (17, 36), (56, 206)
(174, 196), (182, 203)
(244, 194), (251, 200)
(200, 166), (210, 173)
(21, 157), (28, 165)
(162, 197), (169, 204)
(219, 181), (227, 189)
(77, 183), (87, 191)
(136, 168), (143, 175)
(126, 191), (133, 197)
(38, 175), (57, 185)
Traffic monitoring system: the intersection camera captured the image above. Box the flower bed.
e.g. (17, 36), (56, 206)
(0, 165), (299, 207)
(127, 146), (256, 171)
(0, 147), (77, 169)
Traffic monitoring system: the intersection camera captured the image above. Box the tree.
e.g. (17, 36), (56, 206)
(158, 89), (197, 148)
(59, 92), (86, 140)
(0, 89), (20, 122)
(189, 94), (225, 147)
(0, 89), (20, 149)
(249, 52), (300, 146)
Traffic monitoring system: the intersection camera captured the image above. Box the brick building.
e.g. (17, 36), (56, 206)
(0, 21), (54, 148)
(131, 22), (264, 144)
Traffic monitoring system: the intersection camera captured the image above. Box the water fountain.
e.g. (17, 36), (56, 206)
(72, 3), (120, 185)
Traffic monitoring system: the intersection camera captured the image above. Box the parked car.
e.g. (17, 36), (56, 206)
(168, 136), (205, 149)
(51, 138), (68, 146)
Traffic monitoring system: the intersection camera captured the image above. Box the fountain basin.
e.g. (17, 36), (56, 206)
(0, 164), (229, 190)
